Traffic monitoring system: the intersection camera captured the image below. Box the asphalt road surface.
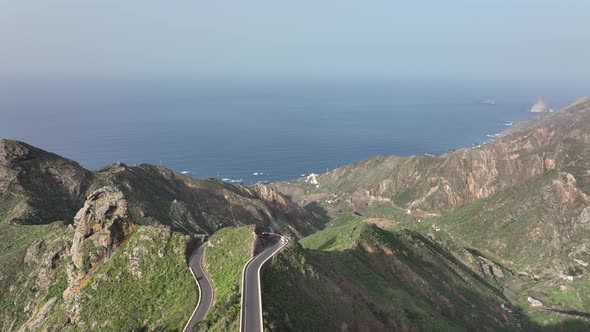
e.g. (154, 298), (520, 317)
(184, 242), (214, 332)
(240, 235), (288, 332)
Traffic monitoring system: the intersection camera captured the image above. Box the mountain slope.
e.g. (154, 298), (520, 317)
(422, 170), (590, 274)
(272, 97), (590, 217)
(0, 140), (92, 225)
(262, 220), (519, 331)
(93, 162), (325, 237)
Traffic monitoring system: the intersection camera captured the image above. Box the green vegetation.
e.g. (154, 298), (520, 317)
(263, 219), (516, 331)
(418, 170), (590, 270)
(548, 276), (590, 311)
(0, 222), (71, 330)
(61, 227), (196, 331)
(514, 292), (590, 331)
(198, 225), (254, 331)
(299, 214), (364, 251)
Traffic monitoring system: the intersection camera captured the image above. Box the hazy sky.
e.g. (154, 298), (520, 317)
(1, 1), (589, 80)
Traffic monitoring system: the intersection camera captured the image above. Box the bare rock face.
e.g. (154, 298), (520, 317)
(578, 206), (590, 225)
(66, 187), (133, 298)
(0, 138), (33, 164)
(476, 256), (505, 280)
(252, 183), (290, 206)
(249, 183), (326, 237)
(24, 240), (44, 264)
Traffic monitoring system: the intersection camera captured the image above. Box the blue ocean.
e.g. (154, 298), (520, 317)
(0, 78), (586, 184)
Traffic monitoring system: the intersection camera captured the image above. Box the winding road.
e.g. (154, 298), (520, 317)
(240, 235), (289, 332)
(183, 242), (214, 332)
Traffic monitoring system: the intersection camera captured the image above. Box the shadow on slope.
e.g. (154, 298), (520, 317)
(263, 223), (519, 331)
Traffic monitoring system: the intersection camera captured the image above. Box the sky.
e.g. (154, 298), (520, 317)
(1, 1), (589, 81)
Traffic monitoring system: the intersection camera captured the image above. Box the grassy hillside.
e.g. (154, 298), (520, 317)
(263, 220), (518, 331)
(0, 222), (71, 330)
(196, 225), (255, 331)
(71, 227), (195, 330)
(407, 170), (590, 274)
(299, 214), (365, 251)
(0, 223), (196, 331)
(36, 226), (196, 331)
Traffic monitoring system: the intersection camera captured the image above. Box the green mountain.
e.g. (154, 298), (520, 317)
(263, 217), (518, 331)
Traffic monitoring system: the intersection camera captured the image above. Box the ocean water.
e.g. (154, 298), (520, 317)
(0, 78), (586, 184)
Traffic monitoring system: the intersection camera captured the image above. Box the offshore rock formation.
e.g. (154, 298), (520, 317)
(530, 97), (551, 113)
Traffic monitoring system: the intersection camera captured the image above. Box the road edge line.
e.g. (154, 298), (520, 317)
(239, 256), (256, 332)
(183, 251), (203, 332)
(256, 237), (289, 331)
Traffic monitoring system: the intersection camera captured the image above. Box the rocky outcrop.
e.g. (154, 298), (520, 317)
(70, 187), (131, 270)
(18, 297), (58, 332)
(248, 183), (327, 237)
(527, 296), (543, 307)
(66, 186), (134, 298)
(471, 252), (508, 281)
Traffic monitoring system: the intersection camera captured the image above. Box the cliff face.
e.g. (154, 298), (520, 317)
(273, 97), (590, 217)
